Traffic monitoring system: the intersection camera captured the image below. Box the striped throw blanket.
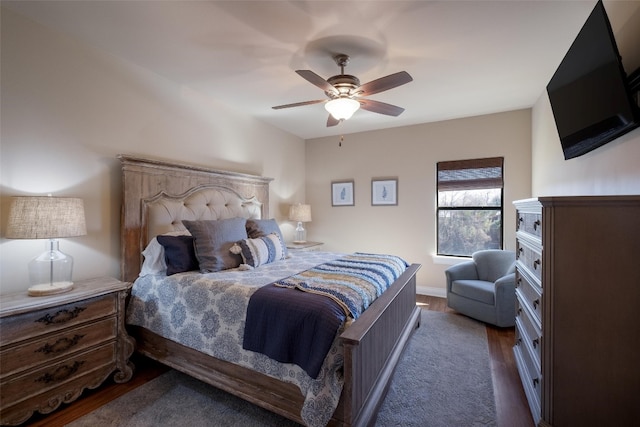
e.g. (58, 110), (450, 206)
(275, 253), (408, 319)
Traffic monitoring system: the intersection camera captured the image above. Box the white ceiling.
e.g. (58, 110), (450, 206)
(3, 0), (601, 140)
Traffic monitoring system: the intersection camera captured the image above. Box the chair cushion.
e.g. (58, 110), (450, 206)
(450, 280), (495, 305)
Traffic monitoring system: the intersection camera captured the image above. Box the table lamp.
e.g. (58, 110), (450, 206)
(6, 196), (87, 296)
(289, 203), (311, 243)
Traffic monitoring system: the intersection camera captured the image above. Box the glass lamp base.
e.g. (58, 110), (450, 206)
(28, 281), (74, 297)
(28, 239), (75, 297)
(294, 222), (306, 243)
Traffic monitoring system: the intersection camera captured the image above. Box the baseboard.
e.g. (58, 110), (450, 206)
(416, 286), (446, 298)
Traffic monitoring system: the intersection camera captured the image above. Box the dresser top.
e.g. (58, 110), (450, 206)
(0, 277), (130, 318)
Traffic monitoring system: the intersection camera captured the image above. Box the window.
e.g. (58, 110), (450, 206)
(437, 157), (503, 257)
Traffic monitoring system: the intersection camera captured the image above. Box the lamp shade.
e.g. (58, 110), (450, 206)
(325, 98), (360, 120)
(6, 196), (87, 239)
(289, 204), (312, 223)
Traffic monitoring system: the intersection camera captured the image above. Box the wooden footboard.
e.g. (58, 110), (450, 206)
(335, 263), (421, 427)
(129, 263), (420, 427)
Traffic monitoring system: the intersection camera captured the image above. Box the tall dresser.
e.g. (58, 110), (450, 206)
(513, 196), (640, 426)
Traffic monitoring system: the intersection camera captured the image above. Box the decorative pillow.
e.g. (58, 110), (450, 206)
(230, 233), (287, 268)
(139, 230), (190, 276)
(183, 218), (248, 273)
(156, 235), (198, 276)
(245, 218), (288, 256)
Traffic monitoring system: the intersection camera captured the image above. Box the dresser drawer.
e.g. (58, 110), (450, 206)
(513, 337), (542, 425)
(514, 326), (542, 398)
(0, 342), (116, 409)
(515, 270), (542, 324)
(516, 240), (542, 282)
(516, 300), (542, 369)
(0, 317), (117, 378)
(517, 211), (542, 240)
(0, 294), (116, 346)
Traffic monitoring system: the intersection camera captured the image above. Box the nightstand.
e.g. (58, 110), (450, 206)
(286, 241), (324, 251)
(0, 277), (135, 426)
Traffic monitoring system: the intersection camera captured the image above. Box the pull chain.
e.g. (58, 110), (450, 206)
(339, 135), (344, 147)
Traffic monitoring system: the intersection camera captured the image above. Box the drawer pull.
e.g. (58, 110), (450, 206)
(36, 307), (86, 326)
(533, 219), (541, 231)
(36, 334), (85, 355)
(36, 361), (85, 384)
(533, 259), (541, 270)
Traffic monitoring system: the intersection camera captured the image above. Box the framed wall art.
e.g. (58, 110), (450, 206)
(372, 178), (398, 206)
(331, 180), (354, 206)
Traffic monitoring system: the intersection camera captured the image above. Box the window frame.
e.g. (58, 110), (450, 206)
(436, 157), (504, 257)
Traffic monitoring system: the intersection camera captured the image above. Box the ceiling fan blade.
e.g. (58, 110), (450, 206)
(357, 71), (413, 96)
(296, 70), (338, 95)
(359, 99), (405, 117)
(327, 115), (341, 127)
(272, 99), (326, 110)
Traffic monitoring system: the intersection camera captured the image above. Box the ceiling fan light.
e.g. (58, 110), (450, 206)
(325, 98), (360, 120)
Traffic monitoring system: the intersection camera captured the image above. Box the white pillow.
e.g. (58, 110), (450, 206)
(139, 230), (191, 276)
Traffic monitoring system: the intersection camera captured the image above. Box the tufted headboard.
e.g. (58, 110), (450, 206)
(118, 155), (273, 282)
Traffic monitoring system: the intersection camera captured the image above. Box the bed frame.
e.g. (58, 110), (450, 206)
(118, 155), (421, 427)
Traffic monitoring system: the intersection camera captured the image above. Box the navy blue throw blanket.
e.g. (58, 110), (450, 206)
(243, 284), (346, 379)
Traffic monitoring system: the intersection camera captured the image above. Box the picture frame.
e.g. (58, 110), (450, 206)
(331, 180), (355, 206)
(371, 178), (398, 206)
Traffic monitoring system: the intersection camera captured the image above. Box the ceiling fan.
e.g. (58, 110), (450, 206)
(272, 54), (413, 127)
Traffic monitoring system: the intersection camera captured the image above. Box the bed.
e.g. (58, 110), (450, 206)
(119, 154), (421, 427)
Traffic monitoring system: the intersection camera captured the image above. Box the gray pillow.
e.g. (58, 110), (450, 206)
(246, 219), (287, 256)
(183, 218), (247, 272)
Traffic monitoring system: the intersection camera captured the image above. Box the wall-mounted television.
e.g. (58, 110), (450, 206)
(547, 0), (640, 160)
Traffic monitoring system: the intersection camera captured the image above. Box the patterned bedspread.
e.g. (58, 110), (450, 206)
(126, 251), (346, 427)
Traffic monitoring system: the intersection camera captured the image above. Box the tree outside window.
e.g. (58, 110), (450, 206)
(437, 158), (503, 257)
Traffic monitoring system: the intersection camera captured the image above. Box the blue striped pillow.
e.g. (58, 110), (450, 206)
(233, 233), (286, 268)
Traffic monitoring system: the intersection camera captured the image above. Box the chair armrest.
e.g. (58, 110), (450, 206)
(494, 272), (516, 298)
(444, 261), (478, 291)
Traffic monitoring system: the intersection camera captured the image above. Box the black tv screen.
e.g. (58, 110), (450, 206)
(547, 0), (639, 160)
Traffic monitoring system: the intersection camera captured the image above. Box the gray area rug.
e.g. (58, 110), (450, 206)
(68, 310), (496, 426)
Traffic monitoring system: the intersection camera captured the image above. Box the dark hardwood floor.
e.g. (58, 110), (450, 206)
(23, 296), (534, 427)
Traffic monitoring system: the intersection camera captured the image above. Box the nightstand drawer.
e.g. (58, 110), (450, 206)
(0, 342), (116, 409)
(0, 294), (117, 346)
(515, 270), (542, 324)
(0, 317), (117, 378)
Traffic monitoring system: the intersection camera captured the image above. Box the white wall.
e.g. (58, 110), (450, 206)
(305, 110), (532, 296)
(531, 0), (640, 196)
(0, 9), (305, 294)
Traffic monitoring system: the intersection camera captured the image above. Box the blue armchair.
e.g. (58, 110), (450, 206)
(445, 249), (517, 327)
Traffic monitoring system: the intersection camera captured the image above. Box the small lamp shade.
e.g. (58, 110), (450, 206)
(6, 196), (87, 296)
(288, 204), (312, 223)
(289, 204), (311, 243)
